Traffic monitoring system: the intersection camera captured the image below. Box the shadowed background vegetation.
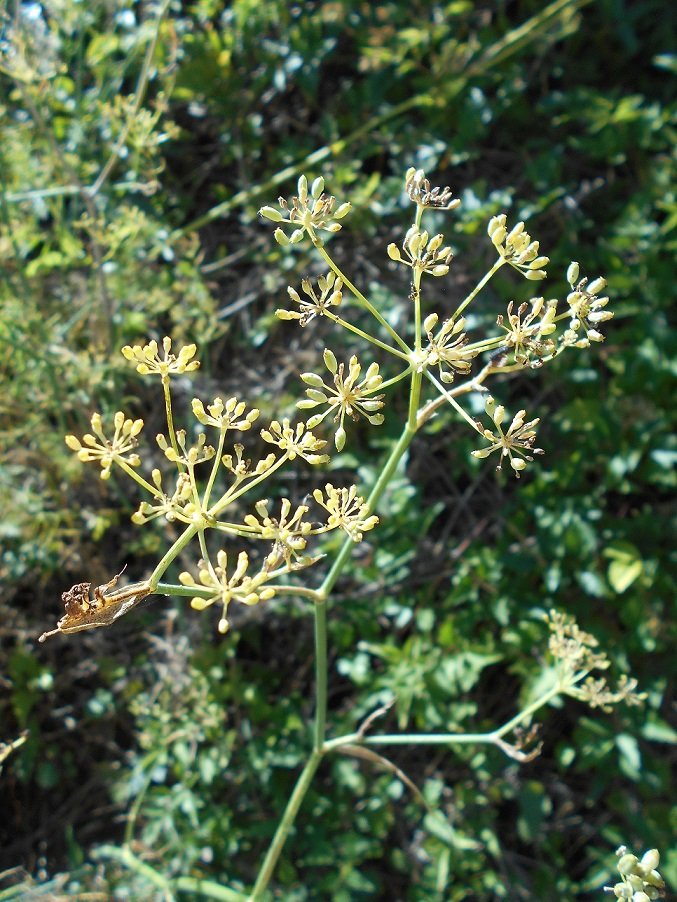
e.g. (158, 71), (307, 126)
(0, 0), (674, 899)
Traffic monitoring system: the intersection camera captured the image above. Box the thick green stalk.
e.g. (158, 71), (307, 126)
(313, 600), (328, 752)
(250, 368), (424, 898)
(148, 523), (198, 589)
(248, 750), (323, 901)
(318, 374), (423, 602)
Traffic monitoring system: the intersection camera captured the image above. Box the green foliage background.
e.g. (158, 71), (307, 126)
(0, 0), (674, 899)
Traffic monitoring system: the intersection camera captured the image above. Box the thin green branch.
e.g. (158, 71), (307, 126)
(115, 458), (160, 496)
(208, 454), (288, 517)
(313, 239), (411, 353)
(162, 377), (185, 472)
(451, 258), (506, 321)
(323, 309), (411, 361)
(203, 426), (228, 509)
(313, 602), (328, 752)
(424, 370), (483, 434)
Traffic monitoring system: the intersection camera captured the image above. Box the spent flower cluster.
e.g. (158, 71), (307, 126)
(496, 297), (557, 365)
(405, 167), (460, 210)
(277, 272), (343, 326)
(546, 610), (646, 711)
(422, 313), (477, 383)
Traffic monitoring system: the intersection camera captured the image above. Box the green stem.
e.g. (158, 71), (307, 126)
(248, 750), (324, 901)
(377, 365), (415, 392)
(203, 426), (227, 509)
(325, 310), (411, 360)
(359, 681), (563, 746)
(148, 523), (199, 589)
(424, 370), (485, 434)
(198, 528), (211, 567)
(313, 601), (328, 752)
(250, 369), (424, 898)
(313, 240), (411, 354)
(466, 335), (508, 353)
(451, 258), (506, 321)
(163, 377), (185, 471)
(318, 418), (417, 602)
(267, 584), (322, 601)
(155, 581), (213, 599)
(115, 458), (160, 495)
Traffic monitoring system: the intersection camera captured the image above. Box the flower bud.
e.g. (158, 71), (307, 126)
(407, 232), (422, 256)
(323, 348), (338, 373)
(488, 214), (506, 237)
(259, 205), (284, 222)
(566, 261), (580, 285)
(491, 226), (507, 247)
(190, 597), (211, 611)
(617, 854), (639, 876)
(300, 372), (325, 388)
(423, 313), (438, 333)
(334, 425), (346, 452)
(589, 310), (614, 323)
(588, 277), (607, 295)
(311, 176), (325, 199)
(507, 221), (525, 242)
